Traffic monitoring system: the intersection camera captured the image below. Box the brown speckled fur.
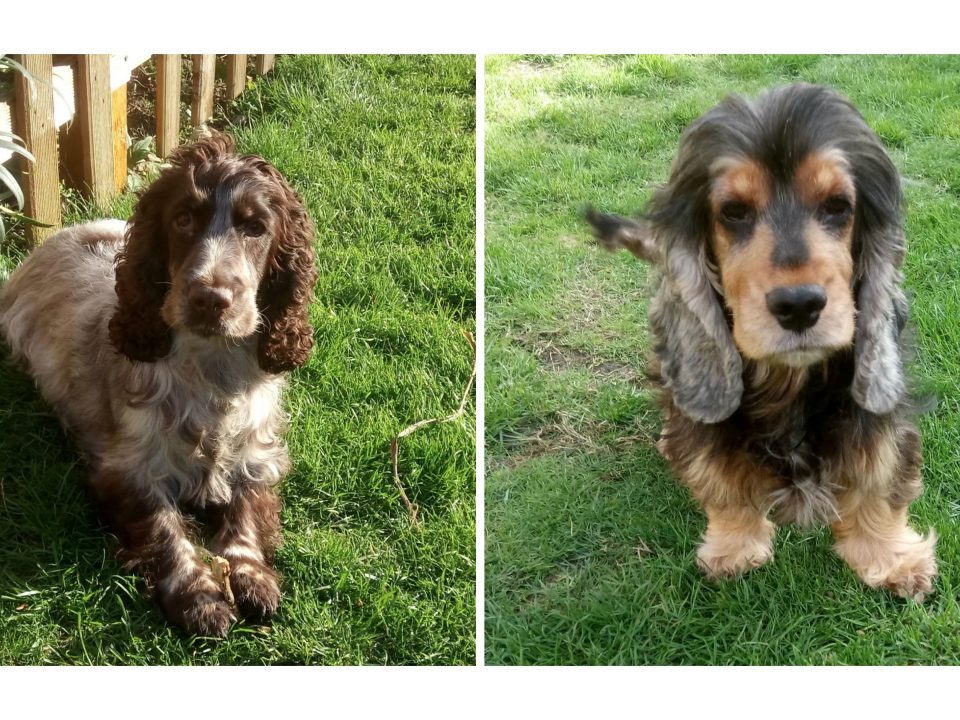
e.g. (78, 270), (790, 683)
(0, 133), (317, 635)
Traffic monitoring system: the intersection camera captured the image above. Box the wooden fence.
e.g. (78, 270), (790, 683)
(3, 54), (276, 244)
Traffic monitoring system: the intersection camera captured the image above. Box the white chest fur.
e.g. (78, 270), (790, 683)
(105, 336), (289, 507)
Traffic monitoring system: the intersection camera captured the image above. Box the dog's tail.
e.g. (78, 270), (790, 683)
(583, 207), (658, 264)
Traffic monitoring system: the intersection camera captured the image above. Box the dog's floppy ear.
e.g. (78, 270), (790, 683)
(651, 237), (743, 423)
(586, 207), (742, 423)
(108, 176), (175, 362)
(251, 159), (318, 374)
(109, 133), (237, 362)
(848, 137), (908, 415)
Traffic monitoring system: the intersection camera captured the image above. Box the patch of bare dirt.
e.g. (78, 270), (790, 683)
(487, 412), (657, 474)
(511, 329), (654, 389)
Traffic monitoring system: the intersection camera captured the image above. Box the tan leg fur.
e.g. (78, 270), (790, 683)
(831, 425), (936, 601)
(697, 504), (776, 579)
(832, 492), (936, 601)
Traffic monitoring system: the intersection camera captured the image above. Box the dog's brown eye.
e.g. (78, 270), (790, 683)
(719, 201), (753, 223)
(820, 196), (851, 217)
(245, 219), (267, 237)
(173, 211), (192, 230)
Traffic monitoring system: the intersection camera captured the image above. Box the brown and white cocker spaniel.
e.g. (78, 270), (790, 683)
(588, 84), (936, 600)
(0, 133), (317, 636)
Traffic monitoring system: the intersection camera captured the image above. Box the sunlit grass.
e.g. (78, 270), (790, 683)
(485, 54), (960, 665)
(0, 54), (476, 665)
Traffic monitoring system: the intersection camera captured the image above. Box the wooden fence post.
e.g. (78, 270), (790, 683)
(255, 54), (275, 75)
(112, 82), (128, 192)
(191, 54), (216, 128)
(75, 55), (115, 204)
(226, 54), (247, 100)
(11, 54), (61, 244)
(156, 54), (181, 157)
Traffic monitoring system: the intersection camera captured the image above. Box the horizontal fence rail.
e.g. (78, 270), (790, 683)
(0, 53), (276, 244)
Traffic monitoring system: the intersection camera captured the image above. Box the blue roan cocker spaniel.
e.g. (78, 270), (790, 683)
(589, 84), (936, 600)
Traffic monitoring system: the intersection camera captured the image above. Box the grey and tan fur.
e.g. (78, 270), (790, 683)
(588, 84), (936, 600)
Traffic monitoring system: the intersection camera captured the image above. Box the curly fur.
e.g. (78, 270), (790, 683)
(0, 133), (317, 635)
(251, 159), (318, 372)
(109, 133), (317, 372)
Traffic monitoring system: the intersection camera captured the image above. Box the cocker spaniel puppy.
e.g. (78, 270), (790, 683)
(588, 84), (936, 600)
(0, 133), (317, 635)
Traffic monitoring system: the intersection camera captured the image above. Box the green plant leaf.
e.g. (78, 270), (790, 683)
(0, 138), (36, 164)
(0, 55), (37, 101)
(0, 165), (25, 210)
(0, 205), (51, 227)
(129, 136), (155, 164)
(0, 129), (27, 144)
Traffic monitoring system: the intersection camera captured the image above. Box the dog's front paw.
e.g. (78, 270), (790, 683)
(230, 561), (281, 620)
(697, 539), (774, 580)
(839, 529), (937, 602)
(183, 594), (235, 637)
(163, 588), (234, 638)
(696, 517), (775, 580)
(882, 554), (937, 602)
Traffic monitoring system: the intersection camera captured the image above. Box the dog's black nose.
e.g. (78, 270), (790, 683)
(765, 284), (827, 332)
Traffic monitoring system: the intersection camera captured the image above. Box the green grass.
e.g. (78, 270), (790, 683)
(0, 54), (476, 665)
(484, 54), (960, 665)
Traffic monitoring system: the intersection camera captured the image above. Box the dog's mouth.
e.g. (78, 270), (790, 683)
(183, 314), (257, 341)
(175, 301), (259, 341)
(767, 347), (832, 368)
(185, 320), (238, 339)
(731, 296), (856, 369)
(760, 329), (852, 368)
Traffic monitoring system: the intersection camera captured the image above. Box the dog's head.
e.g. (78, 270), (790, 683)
(108, 132), (318, 373)
(590, 84), (907, 422)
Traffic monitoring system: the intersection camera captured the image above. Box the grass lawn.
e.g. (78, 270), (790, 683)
(484, 54), (960, 665)
(0, 54), (476, 665)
